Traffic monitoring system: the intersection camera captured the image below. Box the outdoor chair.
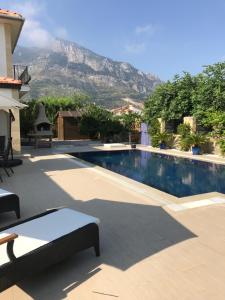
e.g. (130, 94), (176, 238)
(0, 208), (100, 292)
(0, 189), (20, 219)
(0, 137), (14, 180)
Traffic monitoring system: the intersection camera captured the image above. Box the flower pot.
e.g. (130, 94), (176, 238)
(159, 142), (166, 149)
(192, 146), (200, 155)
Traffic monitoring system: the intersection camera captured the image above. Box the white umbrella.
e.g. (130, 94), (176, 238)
(0, 94), (27, 109)
(0, 94), (27, 159)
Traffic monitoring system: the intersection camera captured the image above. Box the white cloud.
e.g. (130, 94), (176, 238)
(135, 24), (156, 36)
(123, 23), (157, 55)
(55, 27), (69, 40)
(124, 42), (146, 54)
(9, 1), (68, 48)
(22, 19), (55, 48)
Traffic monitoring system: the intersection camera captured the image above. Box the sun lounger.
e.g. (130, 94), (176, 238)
(0, 189), (20, 218)
(0, 208), (100, 292)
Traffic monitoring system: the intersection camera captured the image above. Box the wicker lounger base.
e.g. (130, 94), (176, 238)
(0, 159), (23, 168)
(0, 209), (100, 292)
(0, 189), (20, 219)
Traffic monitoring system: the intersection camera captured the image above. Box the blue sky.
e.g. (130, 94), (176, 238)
(1, 0), (225, 80)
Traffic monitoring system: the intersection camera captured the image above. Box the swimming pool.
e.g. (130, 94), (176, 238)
(72, 150), (225, 197)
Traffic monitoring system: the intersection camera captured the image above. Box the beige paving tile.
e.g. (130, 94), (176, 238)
(0, 152), (225, 299)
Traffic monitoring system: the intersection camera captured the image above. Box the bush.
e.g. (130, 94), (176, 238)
(179, 137), (191, 151)
(20, 100), (37, 136)
(218, 138), (225, 156)
(177, 124), (191, 151)
(148, 119), (161, 147)
(177, 123), (191, 137)
(80, 104), (125, 141)
(148, 118), (160, 135)
(186, 133), (208, 148)
(152, 131), (174, 148)
(151, 135), (160, 147)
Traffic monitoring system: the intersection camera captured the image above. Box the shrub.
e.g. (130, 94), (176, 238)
(152, 131), (174, 148)
(186, 133), (208, 148)
(80, 104), (125, 141)
(177, 124), (191, 151)
(20, 100), (37, 136)
(218, 137), (225, 156)
(151, 135), (160, 147)
(179, 137), (191, 151)
(177, 123), (191, 137)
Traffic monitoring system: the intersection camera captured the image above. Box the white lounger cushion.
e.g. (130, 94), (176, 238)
(0, 189), (13, 197)
(0, 208), (100, 266)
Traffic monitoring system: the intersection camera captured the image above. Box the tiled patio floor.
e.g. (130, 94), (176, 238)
(0, 149), (225, 299)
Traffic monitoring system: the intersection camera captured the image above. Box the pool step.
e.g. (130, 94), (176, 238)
(103, 143), (127, 148)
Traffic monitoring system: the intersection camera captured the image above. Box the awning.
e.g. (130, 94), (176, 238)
(0, 94), (27, 109)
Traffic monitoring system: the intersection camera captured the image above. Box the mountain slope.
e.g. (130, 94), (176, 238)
(14, 39), (161, 108)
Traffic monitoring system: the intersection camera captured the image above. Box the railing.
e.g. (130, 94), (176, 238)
(13, 65), (31, 85)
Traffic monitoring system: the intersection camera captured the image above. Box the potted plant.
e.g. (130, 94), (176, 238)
(187, 133), (208, 155)
(155, 132), (170, 149)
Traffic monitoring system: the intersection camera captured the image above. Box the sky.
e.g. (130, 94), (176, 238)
(1, 0), (225, 80)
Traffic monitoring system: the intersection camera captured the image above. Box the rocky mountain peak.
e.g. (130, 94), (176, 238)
(14, 38), (161, 107)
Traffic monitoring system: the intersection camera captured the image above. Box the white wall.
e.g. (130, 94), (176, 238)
(0, 22), (21, 152)
(0, 23), (12, 77)
(0, 89), (21, 152)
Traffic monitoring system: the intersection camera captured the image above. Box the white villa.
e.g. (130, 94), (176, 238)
(0, 9), (30, 153)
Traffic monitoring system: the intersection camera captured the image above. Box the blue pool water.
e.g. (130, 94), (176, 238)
(72, 150), (225, 197)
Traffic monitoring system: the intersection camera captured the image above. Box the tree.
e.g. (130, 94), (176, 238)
(80, 104), (124, 141)
(20, 100), (37, 136)
(143, 62), (225, 134)
(119, 112), (141, 143)
(40, 93), (90, 123)
(144, 72), (195, 123)
(192, 63), (225, 119)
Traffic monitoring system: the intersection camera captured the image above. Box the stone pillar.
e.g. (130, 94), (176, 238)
(183, 116), (197, 133)
(11, 89), (21, 153)
(157, 118), (166, 133)
(57, 115), (64, 140)
(11, 108), (21, 153)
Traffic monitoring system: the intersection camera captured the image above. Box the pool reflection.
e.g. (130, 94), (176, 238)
(73, 150), (225, 197)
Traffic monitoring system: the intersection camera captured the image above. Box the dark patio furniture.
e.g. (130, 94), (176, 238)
(0, 136), (22, 182)
(0, 189), (20, 219)
(0, 137), (14, 181)
(0, 208), (100, 292)
(0, 136), (4, 182)
(0, 158), (22, 168)
(0, 136), (5, 154)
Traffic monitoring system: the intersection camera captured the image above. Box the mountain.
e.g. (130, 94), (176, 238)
(13, 38), (161, 108)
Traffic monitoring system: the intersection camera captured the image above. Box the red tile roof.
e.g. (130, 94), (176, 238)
(0, 9), (22, 19)
(0, 77), (22, 85)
